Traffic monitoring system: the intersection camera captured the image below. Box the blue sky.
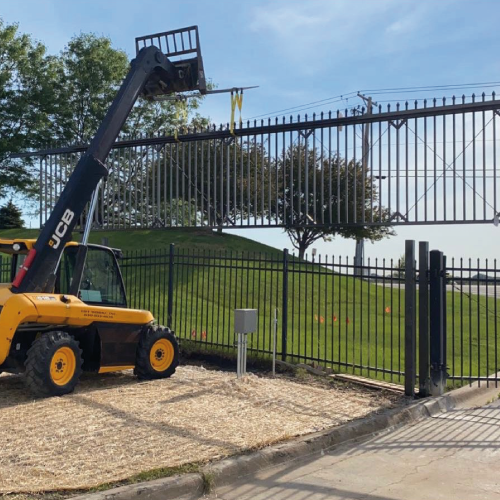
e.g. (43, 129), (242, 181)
(2, 0), (500, 262)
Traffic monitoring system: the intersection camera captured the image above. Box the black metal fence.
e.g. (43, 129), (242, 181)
(119, 243), (500, 391)
(11, 92), (500, 231)
(446, 257), (500, 386)
(1, 241), (498, 391)
(0, 257), (10, 283)
(120, 245), (406, 384)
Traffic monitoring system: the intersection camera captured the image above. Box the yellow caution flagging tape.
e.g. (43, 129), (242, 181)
(230, 90), (244, 136)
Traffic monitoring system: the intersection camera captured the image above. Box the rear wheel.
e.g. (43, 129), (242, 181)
(24, 332), (83, 397)
(135, 326), (179, 380)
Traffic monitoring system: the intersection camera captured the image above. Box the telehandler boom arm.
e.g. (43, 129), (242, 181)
(12, 28), (204, 294)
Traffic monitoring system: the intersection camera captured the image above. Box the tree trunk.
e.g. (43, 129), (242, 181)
(298, 240), (308, 260)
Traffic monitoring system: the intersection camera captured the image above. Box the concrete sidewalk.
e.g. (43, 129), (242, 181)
(207, 396), (500, 500)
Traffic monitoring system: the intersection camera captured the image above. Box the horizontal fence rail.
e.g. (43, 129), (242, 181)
(8, 92), (500, 231)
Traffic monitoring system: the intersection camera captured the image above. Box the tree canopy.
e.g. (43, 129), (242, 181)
(0, 200), (24, 228)
(0, 19), (61, 198)
(275, 144), (394, 259)
(0, 19), (207, 203)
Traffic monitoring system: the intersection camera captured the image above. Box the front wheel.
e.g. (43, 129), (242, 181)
(24, 331), (83, 397)
(135, 326), (179, 380)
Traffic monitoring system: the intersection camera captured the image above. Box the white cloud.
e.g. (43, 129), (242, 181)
(248, 0), (462, 72)
(250, 4), (328, 35)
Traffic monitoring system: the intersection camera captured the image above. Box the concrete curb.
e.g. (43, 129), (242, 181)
(71, 381), (498, 500)
(423, 379), (500, 415)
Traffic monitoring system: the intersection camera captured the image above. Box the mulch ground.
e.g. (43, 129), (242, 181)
(0, 366), (402, 494)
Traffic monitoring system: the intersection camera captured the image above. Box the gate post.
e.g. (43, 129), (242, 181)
(404, 240), (417, 397)
(281, 249), (289, 361)
(429, 250), (447, 396)
(418, 242), (430, 397)
(167, 243), (175, 330)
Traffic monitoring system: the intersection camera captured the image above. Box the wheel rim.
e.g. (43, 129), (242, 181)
(50, 347), (76, 386)
(150, 339), (174, 372)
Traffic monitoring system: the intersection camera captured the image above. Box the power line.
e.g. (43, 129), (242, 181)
(245, 92), (357, 121)
(244, 81), (500, 123)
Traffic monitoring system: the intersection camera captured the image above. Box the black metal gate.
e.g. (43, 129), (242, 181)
(10, 92), (500, 232)
(413, 242), (500, 397)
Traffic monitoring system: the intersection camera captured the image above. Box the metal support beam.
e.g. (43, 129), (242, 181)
(167, 244), (175, 329)
(404, 240), (417, 397)
(429, 250), (447, 396)
(418, 241), (430, 396)
(11, 97), (500, 158)
(282, 249), (289, 361)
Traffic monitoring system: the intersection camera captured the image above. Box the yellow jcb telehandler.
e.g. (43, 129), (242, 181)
(0, 26), (207, 396)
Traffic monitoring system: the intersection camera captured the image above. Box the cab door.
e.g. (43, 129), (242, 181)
(78, 246), (127, 308)
(58, 245), (140, 367)
(58, 245), (127, 308)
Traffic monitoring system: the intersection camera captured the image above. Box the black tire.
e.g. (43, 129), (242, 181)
(135, 326), (179, 380)
(24, 331), (83, 397)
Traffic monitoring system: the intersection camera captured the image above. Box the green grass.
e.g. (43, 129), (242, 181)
(1, 227), (499, 386)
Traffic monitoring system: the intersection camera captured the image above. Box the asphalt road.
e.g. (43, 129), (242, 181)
(447, 283), (499, 298)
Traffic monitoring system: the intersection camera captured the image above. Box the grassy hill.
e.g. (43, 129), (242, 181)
(0, 227), (281, 253)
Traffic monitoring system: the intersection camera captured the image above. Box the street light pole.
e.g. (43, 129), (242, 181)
(354, 93), (374, 276)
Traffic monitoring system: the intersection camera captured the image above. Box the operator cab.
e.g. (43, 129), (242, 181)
(0, 239), (127, 307)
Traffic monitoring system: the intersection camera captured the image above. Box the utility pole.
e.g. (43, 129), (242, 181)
(354, 93), (374, 276)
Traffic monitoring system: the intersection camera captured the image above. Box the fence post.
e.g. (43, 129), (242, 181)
(167, 243), (175, 330)
(404, 240), (417, 397)
(442, 255), (448, 390)
(418, 241), (430, 397)
(282, 248), (289, 361)
(429, 250), (447, 396)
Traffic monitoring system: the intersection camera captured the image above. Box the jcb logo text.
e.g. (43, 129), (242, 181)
(50, 209), (74, 249)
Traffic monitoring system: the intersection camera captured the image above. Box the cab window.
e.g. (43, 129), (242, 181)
(1, 254), (14, 283)
(59, 246), (78, 293)
(79, 247), (127, 307)
(58, 246), (126, 307)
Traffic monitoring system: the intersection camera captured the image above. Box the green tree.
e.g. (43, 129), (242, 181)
(49, 33), (130, 144)
(0, 18), (61, 198)
(50, 33), (206, 144)
(275, 145), (394, 259)
(0, 200), (24, 228)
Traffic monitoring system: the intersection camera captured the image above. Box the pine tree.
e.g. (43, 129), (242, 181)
(0, 200), (24, 229)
